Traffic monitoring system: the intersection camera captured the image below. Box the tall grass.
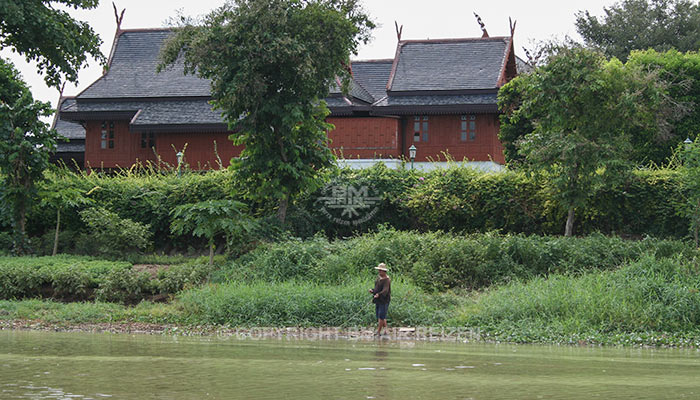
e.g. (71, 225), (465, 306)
(177, 277), (462, 327)
(218, 227), (696, 291)
(455, 255), (700, 335)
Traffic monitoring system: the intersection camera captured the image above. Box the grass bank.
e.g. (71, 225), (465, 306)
(2, 232), (700, 347)
(451, 255), (700, 346)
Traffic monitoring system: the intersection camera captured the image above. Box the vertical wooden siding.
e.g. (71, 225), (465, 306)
(327, 117), (400, 159)
(401, 114), (504, 162)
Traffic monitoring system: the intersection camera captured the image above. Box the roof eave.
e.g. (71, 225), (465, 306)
(371, 104), (498, 116)
(129, 123), (231, 133)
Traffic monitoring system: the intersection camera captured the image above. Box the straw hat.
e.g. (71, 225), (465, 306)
(374, 263), (388, 271)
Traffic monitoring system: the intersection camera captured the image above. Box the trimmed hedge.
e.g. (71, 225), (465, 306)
(1, 164), (692, 256)
(0, 255), (214, 303)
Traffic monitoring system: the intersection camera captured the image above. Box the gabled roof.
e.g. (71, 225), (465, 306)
(387, 37), (511, 92)
(78, 29), (211, 99)
(62, 28), (517, 127)
(350, 59), (393, 100)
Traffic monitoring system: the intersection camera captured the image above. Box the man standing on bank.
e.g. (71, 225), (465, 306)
(369, 263), (391, 336)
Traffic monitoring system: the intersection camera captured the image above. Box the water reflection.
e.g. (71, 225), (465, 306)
(1, 330), (700, 399)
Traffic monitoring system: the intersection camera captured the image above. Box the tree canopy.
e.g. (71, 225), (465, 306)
(159, 0), (374, 223)
(500, 45), (671, 236)
(576, 0), (700, 61)
(0, 0), (104, 87)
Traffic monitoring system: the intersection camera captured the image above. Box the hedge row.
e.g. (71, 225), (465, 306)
(0, 255), (213, 303)
(2, 164), (691, 255)
(217, 228), (696, 291)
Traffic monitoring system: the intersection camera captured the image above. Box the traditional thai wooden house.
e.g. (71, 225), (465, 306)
(56, 27), (519, 171)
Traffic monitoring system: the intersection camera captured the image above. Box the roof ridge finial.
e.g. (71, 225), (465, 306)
(112, 2), (125, 32)
(394, 21), (403, 42)
(474, 12), (489, 38)
(509, 17), (517, 37)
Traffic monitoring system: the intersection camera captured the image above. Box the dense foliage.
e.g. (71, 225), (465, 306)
(499, 46), (677, 235)
(575, 0), (700, 62)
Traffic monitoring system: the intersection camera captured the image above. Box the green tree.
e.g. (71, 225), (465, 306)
(576, 0), (700, 62)
(0, 59), (60, 253)
(159, 0), (374, 223)
(626, 49), (698, 164)
(170, 200), (250, 266)
(510, 46), (669, 236)
(680, 138), (700, 246)
(39, 172), (95, 256)
(0, 0), (104, 87)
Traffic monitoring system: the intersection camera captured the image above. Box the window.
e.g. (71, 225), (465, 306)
(461, 115), (476, 141)
(413, 116), (428, 142)
(141, 132), (155, 149)
(101, 121), (115, 149)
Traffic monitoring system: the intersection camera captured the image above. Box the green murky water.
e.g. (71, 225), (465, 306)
(1, 330), (700, 399)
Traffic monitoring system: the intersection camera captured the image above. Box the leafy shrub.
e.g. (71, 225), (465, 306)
(156, 262), (213, 295)
(95, 266), (155, 304)
(79, 207), (153, 257)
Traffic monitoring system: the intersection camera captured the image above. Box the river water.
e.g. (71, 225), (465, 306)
(1, 330), (700, 399)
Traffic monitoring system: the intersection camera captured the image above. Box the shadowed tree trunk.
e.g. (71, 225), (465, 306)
(565, 207), (575, 237)
(52, 208), (61, 256)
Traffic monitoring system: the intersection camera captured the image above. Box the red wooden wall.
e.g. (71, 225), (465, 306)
(84, 120), (242, 170)
(84, 114), (505, 170)
(156, 132), (242, 169)
(327, 117), (400, 159)
(401, 114), (505, 163)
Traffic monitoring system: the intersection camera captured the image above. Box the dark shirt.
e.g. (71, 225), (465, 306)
(371, 276), (391, 304)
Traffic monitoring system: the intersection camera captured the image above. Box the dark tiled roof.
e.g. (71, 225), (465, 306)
(52, 98), (85, 143)
(351, 60), (393, 100)
(388, 37), (510, 92)
(372, 93), (498, 114)
(329, 77), (374, 104)
(374, 93), (497, 107)
(57, 141), (85, 153)
(61, 98), (227, 129)
(79, 29), (211, 99)
(132, 99), (224, 126)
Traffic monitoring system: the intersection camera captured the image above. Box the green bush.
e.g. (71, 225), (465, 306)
(220, 227), (697, 291)
(156, 261), (214, 295)
(79, 207), (153, 257)
(95, 266), (155, 304)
